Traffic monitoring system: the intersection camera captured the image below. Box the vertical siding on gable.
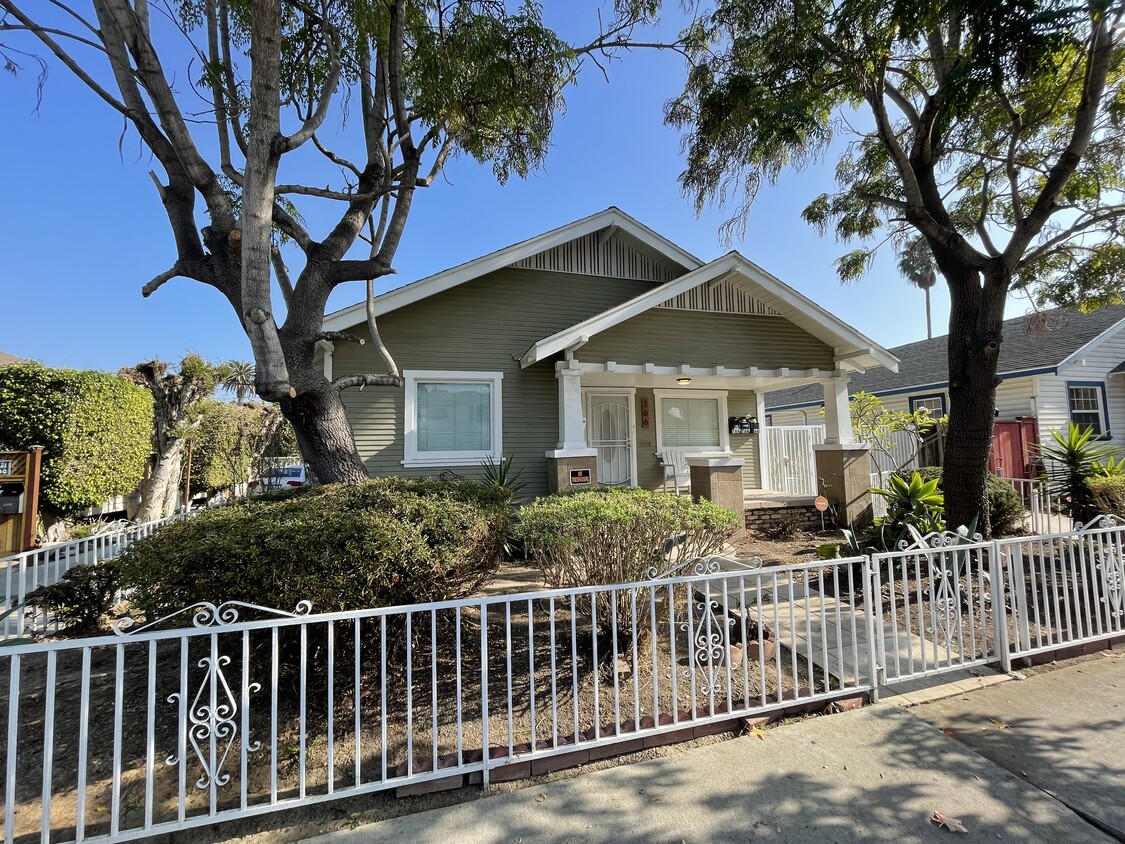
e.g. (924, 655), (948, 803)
(510, 231), (685, 282)
(333, 268), (660, 499)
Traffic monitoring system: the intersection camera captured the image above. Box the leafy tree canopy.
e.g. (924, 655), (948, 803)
(668, 0), (1125, 306)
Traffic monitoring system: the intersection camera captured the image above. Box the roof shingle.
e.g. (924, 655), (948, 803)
(765, 305), (1125, 409)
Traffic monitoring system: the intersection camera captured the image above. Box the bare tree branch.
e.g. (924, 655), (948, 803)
(141, 264), (181, 297)
(317, 330), (364, 344)
(334, 373), (402, 390)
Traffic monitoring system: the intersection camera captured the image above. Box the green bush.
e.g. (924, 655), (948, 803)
(26, 562), (121, 633)
(1089, 475), (1125, 518)
(517, 488), (739, 642)
(0, 363), (153, 514)
(896, 467), (1027, 537)
(117, 477), (511, 618)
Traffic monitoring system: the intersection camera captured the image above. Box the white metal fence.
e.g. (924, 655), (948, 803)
(1, 513), (188, 640)
(4, 518), (1124, 843)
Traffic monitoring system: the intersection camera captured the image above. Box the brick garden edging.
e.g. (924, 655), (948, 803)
(393, 689), (871, 797)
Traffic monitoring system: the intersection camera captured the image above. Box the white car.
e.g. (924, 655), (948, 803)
(249, 465), (309, 494)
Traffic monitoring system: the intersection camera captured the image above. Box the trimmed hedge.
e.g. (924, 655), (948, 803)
(896, 467), (1027, 537)
(0, 363), (153, 514)
(517, 488), (740, 642)
(117, 477), (512, 618)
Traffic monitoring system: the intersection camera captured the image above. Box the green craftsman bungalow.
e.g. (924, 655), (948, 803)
(319, 209), (898, 525)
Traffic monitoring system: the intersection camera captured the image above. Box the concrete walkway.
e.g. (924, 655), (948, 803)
(302, 657), (1125, 844)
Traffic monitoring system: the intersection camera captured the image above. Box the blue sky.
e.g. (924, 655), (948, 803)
(0, 3), (968, 372)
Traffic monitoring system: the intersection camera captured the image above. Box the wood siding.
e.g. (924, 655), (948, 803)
(581, 309), (836, 370)
(333, 268), (659, 498)
(510, 231), (685, 282)
(1039, 327), (1125, 454)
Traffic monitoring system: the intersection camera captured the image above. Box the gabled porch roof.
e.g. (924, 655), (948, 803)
(518, 252), (899, 374)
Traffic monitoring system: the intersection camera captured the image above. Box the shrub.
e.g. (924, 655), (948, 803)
(517, 488), (740, 643)
(1089, 475), (1125, 519)
(117, 477), (512, 620)
(26, 562), (121, 633)
(894, 467), (1027, 538)
(0, 363), (153, 514)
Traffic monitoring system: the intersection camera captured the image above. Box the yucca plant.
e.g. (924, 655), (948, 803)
(479, 454), (527, 500)
(1039, 423), (1116, 524)
(1092, 454), (1125, 478)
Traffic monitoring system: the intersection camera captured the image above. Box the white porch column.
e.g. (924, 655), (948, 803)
(555, 363), (590, 452)
(822, 376), (855, 444)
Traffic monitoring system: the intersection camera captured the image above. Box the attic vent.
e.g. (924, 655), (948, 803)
(658, 281), (781, 316)
(510, 231), (682, 282)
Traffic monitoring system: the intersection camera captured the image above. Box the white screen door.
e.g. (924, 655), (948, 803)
(585, 392), (635, 486)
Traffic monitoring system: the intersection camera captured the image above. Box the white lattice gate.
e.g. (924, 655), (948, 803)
(764, 425), (824, 495)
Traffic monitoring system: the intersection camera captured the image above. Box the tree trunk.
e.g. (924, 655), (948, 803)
(137, 441), (184, 521)
(941, 271), (1009, 536)
(924, 287), (933, 340)
(279, 363), (368, 485)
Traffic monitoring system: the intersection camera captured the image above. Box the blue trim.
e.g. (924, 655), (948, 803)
(1066, 380), (1112, 440)
(909, 392), (948, 415)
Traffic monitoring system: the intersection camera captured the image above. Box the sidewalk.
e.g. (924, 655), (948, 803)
(912, 652), (1125, 840)
(302, 659), (1122, 844)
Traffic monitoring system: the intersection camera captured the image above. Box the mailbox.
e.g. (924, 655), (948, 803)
(0, 448), (42, 555)
(0, 482), (25, 515)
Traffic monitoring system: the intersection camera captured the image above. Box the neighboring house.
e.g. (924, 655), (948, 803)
(764, 305), (1125, 479)
(320, 208), (898, 505)
(0, 351), (23, 367)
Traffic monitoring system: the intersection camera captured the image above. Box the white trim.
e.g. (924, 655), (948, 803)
(1057, 317), (1125, 372)
(520, 253), (899, 373)
(316, 339), (334, 381)
(652, 389), (731, 454)
(402, 370), (504, 467)
(323, 208), (702, 332)
(583, 388), (639, 487)
(756, 392), (768, 490)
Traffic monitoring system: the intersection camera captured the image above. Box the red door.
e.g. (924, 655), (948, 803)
(989, 419), (1039, 479)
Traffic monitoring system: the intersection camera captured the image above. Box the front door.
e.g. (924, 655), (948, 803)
(585, 392), (635, 486)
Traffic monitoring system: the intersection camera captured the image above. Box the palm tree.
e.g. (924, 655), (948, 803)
(897, 237), (938, 340)
(221, 360), (256, 404)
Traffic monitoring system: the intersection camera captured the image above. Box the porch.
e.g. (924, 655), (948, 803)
(540, 358), (875, 526)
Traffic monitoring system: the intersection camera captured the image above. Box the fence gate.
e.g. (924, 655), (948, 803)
(870, 534), (1006, 685)
(764, 426), (824, 496)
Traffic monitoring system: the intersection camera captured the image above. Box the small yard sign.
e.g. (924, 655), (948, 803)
(569, 469), (591, 486)
(0, 460), (11, 477)
(814, 496), (829, 512)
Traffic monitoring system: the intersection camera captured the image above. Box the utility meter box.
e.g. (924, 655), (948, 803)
(0, 482), (24, 515)
(0, 448), (42, 556)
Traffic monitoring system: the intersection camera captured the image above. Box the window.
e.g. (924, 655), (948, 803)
(653, 390), (729, 452)
(909, 393), (947, 416)
(403, 371), (503, 466)
(1067, 382), (1109, 437)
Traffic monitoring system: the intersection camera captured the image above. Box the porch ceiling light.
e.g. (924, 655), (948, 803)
(676, 376), (692, 385)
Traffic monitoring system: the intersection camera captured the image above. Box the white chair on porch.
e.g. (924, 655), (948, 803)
(660, 449), (691, 495)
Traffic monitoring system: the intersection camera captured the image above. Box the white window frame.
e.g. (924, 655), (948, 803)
(652, 389), (730, 454)
(1067, 381), (1110, 439)
(403, 370), (504, 467)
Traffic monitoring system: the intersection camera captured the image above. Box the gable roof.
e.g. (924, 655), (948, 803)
(0, 351), (23, 366)
(520, 251), (899, 372)
(322, 207), (702, 332)
(765, 305), (1125, 410)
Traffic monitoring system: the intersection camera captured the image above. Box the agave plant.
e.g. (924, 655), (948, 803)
(1039, 423), (1115, 523)
(862, 471), (945, 551)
